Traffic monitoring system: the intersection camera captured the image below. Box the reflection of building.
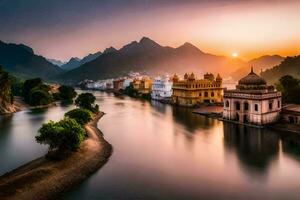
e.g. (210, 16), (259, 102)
(151, 77), (173, 100)
(172, 73), (223, 107)
(223, 122), (279, 172)
(223, 68), (281, 125)
(282, 104), (300, 124)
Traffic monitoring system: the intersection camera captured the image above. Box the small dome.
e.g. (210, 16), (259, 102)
(238, 67), (266, 86)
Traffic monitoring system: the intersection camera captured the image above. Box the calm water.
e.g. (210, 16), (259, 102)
(1, 92), (300, 199)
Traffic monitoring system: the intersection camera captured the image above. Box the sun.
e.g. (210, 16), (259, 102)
(232, 52), (239, 58)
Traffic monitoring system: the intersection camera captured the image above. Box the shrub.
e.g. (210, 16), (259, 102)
(36, 118), (85, 151)
(75, 93), (98, 112)
(65, 108), (92, 125)
(58, 85), (77, 100)
(28, 89), (53, 106)
(23, 78), (43, 101)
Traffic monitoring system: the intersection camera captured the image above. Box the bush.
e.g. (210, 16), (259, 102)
(23, 78), (43, 101)
(124, 85), (138, 97)
(65, 108), (92, 125)
(36, 118), (85, 151)
(28, 89), (53, 106)
(58, 85), (77, 100)
(75, 93), (98, 112)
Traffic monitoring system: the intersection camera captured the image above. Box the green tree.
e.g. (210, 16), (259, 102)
(57, 85), (77, 100)
(0, 67), (13, 107)
(65, 108), (92, 125)
(124, 85), (139, 97)
(277, 75), (300, 103)
(23, 78), (43, 101)
(36, 118), (85, 151)
(28, 89), (53, 106)
(75, 93), (98, 112)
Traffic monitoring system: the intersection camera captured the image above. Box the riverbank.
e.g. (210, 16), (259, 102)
(0, 112), (112, 200)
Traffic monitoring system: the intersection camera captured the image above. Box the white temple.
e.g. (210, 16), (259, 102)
(223, 68), (281, 125)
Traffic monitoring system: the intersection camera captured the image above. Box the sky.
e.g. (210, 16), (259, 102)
(0, 0), (300, 61)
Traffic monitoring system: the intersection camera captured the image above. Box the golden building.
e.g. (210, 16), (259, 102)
(131, 77), (152, 94)
(172, 73), (223, 106)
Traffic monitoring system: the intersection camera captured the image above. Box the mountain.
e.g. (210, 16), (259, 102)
(262, 56), (300, 84)
(61, 51), (102, 71)
(232, 55), (285, 80)
(60, 37), (247, 83)
(0, 41), (63, 79)
(47, 58), (66, 66)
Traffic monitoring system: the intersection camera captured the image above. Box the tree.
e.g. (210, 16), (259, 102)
(23, 78), (43, 101)
(277, 75), (300, 103)
(28, 89), (53, 106)
(65, 108), (92, 125)
(124, 85), (139, 97)
(36, 118), (85, 151)
(57, 85), (77, 100)
(75, 93), (98, 112)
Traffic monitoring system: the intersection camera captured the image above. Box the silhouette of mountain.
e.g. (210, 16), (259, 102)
(262, 56), (300, 84)
(0, 41), (63, 79)
(47, 58), (66, 66)
(60, 37), (247, 83)
(61, 51), (102, 71)
(232, 55), (285, 80)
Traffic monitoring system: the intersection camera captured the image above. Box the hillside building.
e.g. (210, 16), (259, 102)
(151, 77), (173, 100)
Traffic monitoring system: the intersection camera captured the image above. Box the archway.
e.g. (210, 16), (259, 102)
(243, 115), (248, 123)
(235, 101), (240, 110)
(236, 113), (240, 121)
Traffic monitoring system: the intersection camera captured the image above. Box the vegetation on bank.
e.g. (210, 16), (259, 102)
(0, 67), (13, 113)
(276, 75), (300, 104)
(35, 93), (98, 157)
(124, 85), (151, 100)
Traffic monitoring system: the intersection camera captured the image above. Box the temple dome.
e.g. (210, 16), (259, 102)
(238, 67), (266, 86)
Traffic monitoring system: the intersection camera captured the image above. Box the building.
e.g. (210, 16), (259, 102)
(223, 68), (281, 125)
(151, 77), (173, 100)
(123, 78), (133, 89)
(282, 104), (300, 124)
(131, 76), (152, 94)
(113, 79), (125, 91)
(172, 73), (223, 106)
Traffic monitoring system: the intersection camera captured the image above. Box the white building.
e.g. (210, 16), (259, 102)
(123, 78), (133, 89)
(151, 77), (173, 100)
(223, 68), (281, 125)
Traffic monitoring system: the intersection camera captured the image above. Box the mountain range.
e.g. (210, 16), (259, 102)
(0, 41), (63, 79)
(59, 37), (250, 83)
(262, 56), (300, 84)
(60, 51), (102, 71)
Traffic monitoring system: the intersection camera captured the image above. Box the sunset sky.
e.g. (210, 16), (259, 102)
(1, 0), (300, 61)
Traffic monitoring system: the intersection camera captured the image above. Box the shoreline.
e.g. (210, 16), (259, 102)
(0, 112), (112, 200)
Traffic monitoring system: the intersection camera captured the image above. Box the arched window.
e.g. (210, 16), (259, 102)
(255, 104), (258, 111)
(226, 101), (229, 107)
(235, 102), (240, 110)
(204, 92), (208, 97)
(244, 102), (249, 111)
(211, 92), (214, 97)
(278, 100), (280, 108)
(199, 93), (202, 97)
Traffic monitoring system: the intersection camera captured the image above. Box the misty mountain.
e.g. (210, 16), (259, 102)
(231, 55), (285, 80)
(61, 51), (102, 71)
(60, 37), (247, 83)
(262, 56), (300, 84)
(47, 58), (66, 66)
(0, 41), (63, 79)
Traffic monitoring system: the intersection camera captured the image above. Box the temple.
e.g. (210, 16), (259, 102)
(223, 67), (281, 125)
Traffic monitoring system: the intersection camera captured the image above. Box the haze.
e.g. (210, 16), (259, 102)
(0, 0), (299, 61)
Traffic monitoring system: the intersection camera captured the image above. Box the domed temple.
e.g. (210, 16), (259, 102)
(223, 67), (282, 125)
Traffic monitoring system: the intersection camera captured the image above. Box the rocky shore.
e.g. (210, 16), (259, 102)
(0, 112), (112, 200)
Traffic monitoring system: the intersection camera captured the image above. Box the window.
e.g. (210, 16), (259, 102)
(204, 92), (208, 97)
(255, 104), (258, 111)
(244, 102), (249, 111)
(226, 101), (229, 107)
(235, 102), (240, 110)
(278, 100), (280, 108)
(199, 93), (202, 97)
(269, 102), (273, 110)
(211, 92), (214, 97)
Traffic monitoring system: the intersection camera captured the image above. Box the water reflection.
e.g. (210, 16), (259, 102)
(223, 122), (279, 174)
(281, 133), (300, 161)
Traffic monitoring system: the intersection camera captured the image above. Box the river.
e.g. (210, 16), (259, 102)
(1, 91), (300, 199)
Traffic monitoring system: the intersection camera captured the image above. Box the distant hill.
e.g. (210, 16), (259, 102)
(47, 58), (66, 66)
(61, 51), (102, 71)
(231, 55), (285, 80)
(262, 56), (300, 84)
(60, 37), (247, 83)
(0, 41), (63, 79)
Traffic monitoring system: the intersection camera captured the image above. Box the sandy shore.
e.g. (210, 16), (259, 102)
(0, 112), (112, 200)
